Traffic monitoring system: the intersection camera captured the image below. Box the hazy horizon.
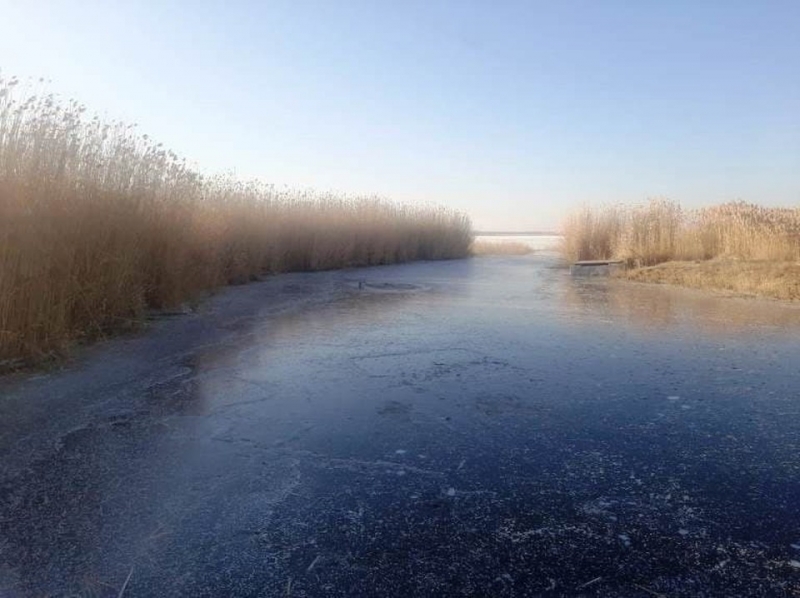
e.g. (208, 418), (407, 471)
(1, 1), (798, 230)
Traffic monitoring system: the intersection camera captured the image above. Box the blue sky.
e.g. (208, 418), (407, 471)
(1, 0), (798, 230)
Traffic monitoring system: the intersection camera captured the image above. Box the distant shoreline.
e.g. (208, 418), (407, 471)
(474, 231), (561, 237)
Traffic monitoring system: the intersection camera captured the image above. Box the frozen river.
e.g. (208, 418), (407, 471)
(2, 248), (800, 596)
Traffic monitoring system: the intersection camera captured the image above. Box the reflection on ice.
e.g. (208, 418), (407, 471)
(562, 274), (800, 336)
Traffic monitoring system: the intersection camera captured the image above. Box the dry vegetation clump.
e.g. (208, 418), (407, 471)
(470, 240), (534, 256)
(560, 204), (625, 263)
(562, 199), (800, 266)
(0, 76), (472, 363)
(561, 199), (800, 300)
(690, 203), (800, 262)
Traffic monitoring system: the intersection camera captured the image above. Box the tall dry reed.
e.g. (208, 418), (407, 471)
(0, 77), (472, 363)
(561, 199), (800, 266)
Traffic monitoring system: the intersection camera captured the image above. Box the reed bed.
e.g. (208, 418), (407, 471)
(470, 240), (533, 256)
(0, 77), (472, 363)
(561, 199), (800, 266)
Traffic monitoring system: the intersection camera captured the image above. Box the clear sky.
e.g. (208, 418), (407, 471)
(1, 1), (798, 230)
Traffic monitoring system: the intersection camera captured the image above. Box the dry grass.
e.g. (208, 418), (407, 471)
(561, 204), (627, 264)
(0, 76), (472, 363)
(562, 199), (800, 300)
(562, 199), (800, 266)
(470, 240), (533, 256)
(621, 260), (800, 301)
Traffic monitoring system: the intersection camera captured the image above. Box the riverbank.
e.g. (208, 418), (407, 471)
(0, 77), (471, 365)
(562, 200), (800, 301)
(620, 260), (800, 301)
